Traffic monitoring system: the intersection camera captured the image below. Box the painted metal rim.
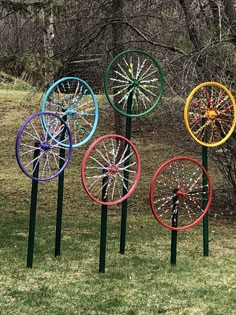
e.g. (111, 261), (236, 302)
(149, 156), (213, 231)
(184, 81), (236, 147)
(104, 49), (164, 117)
(81, 134), (141, 205)
(15, 111), (73, 181)
(41, 76), (99, 148)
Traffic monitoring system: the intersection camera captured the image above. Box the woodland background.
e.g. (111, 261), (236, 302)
(0, 0), (236, 213)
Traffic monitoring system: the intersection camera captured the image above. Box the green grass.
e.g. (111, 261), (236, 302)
(0, 214), (235, 315)
(0, 88), (235, 314)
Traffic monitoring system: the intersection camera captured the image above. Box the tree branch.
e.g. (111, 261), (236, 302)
(108, 19), (188, 55)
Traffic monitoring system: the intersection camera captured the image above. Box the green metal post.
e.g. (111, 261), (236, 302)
(170, 191), (178, 265)
(120, 91), (132, 255)
(202, 144), (209, 256)
(27, 142), (40, 268)
(55, 146), (65, 257)
(55, 120), (67, 257)
(99, 170), (108, 272)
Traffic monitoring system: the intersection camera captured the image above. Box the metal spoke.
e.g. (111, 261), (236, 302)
(95, 148), (111, 165)
(150, 157), (212, 230)
(105, 50), (164, 117)
(81, 134), (140, 205)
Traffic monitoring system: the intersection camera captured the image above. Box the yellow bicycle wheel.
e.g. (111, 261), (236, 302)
(184, 82), (236, 147)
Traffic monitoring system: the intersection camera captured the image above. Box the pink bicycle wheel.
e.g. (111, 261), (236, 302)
(81, 134), (141, 205)
(149, 156), (212, 230)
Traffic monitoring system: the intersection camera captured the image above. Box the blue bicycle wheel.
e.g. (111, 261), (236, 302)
(41, 77), (99, 148)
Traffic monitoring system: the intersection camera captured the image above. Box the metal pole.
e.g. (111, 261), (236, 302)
(55, 146), (65, 257)
(27, 142), (40, 268)
(99, 170), (108, 272)
(170, 191), (178, 265)
(202, 144), (209, 256)
(201, 114), (209, 257)
(120, 91), (132, 254)
(55, 120), (67, 257)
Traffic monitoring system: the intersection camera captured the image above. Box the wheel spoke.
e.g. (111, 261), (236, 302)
(25, 151), (44, 169)
(16, 112), (72, 181)
(139, 84), (158, 97)
(95, 148), (111, 165)
(41, 78), (98, 148)
(81, 134), (141, 205)
(138, 63), (153, 81)
(185, 82), (236, 146)
(31, 155), (41, 175)
(114, 69), (130, 81)
(140, 70), (159, 82)
(23, 129), (41, 143)
(192, 100), (208, 111)
(117, 62), (131, 80)
(105, 50), (164, 117)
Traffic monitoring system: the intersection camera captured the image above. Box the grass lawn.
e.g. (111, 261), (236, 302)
(0, 88), (235, 314)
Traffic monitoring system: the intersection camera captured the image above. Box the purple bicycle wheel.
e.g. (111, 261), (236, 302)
(15, 112), (73, 181)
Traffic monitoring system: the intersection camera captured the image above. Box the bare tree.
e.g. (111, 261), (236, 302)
(111, 0), (126, 136)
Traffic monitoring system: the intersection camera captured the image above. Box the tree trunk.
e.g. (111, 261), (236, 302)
(178, 0), (208, 80)
(42, 2), (54, 59)
(178, 0), (202, 50)
(112, 0), (125, 136)
(208, 0), (220, 36)
(223, 0), (236, 43)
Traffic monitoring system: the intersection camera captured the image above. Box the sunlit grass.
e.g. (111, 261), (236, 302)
(0, 214), (235, 315)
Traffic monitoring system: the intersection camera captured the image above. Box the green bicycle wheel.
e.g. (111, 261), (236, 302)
(104, 50), (164, 117)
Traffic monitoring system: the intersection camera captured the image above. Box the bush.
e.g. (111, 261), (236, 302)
(0, 71), (34, 90)
(210, 132), (236, 214)
(0, 54), (62, 88)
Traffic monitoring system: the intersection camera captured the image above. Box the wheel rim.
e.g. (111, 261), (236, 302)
(81, 134), (141, 205)
(41, 77), (99, 148)
(104, 50), (164, 117)
(184, 82), (236, 147)
(16, 112), (73, 181)
(149, 156), (212, 230)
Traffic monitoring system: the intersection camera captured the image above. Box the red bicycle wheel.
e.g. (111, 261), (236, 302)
(81, 134), (141, 205)
(149, 156), (212, 230)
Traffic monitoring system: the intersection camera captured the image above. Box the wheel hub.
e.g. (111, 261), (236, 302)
(206, 109), (217, 120)
(66, 108), (77, 116)
(176, 189), (187, 197)
(40, 143), (51, 151)
(131, 79), (140, 88)
(108, 165), (118, 175)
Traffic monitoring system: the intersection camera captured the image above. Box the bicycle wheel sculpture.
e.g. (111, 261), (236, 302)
(41, 77), (99, 147)
(104, 50), (164, 117)
(184, 82), (236, 147)
(16, 112), (73, 181)
(150, 156), (212, 231)
(81, 134), (141, 205)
